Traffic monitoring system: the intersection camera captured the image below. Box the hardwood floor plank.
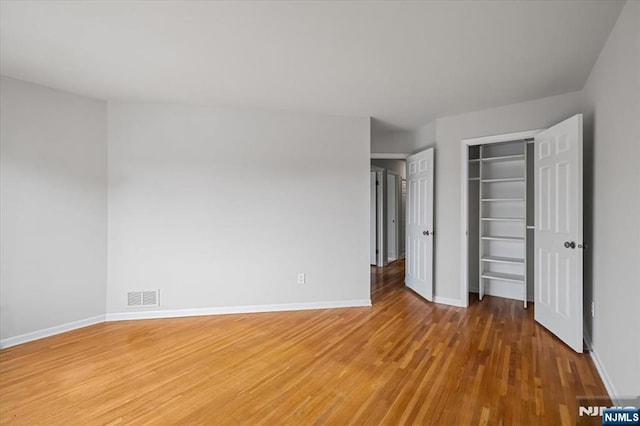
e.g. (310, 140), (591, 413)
(0, 260), (608, 425)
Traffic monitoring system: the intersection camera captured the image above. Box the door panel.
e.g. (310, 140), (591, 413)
(534, 114), (583, 353)
(405, 148), (434, 301)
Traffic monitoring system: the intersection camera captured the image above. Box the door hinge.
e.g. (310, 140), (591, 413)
(376, 180), (379, 186)
(376, 249), (379, 254)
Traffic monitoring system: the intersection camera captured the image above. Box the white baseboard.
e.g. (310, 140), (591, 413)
(105, 299), (372, 322)
(584, 332), (619, 404)
(0, 314), (106, 349)
(1, 300), (373, 348)
(433, 296), (465, 307)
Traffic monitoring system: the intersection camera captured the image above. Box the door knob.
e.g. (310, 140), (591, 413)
(564, 241), (576, 249)
(423, 230), (430, 236)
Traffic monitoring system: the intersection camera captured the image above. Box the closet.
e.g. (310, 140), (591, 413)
(467, 140), (534, 307)
(463, 115), (584, 352)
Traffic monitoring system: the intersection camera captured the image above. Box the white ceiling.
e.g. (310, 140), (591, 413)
(0, 1), (623, 131)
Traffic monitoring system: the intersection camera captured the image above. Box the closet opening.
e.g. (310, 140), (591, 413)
(461, 130), (540, 308)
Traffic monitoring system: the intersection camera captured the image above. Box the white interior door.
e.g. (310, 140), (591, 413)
(406, 148), (434, 301)
(387, 173), (397, 261)
(534, 114), (583, 353)
(370, 171), (377, 265)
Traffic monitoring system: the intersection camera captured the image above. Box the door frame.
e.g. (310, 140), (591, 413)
(460, 129), (543, 308)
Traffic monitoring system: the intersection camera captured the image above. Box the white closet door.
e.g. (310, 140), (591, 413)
(534, 114), (584, 353)
(405, 148), (434, 301)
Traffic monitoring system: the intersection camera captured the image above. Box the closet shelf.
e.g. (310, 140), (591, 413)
(469, 159), (480, 163)
(481, 198), (524, 202)
(481, 217), (525, 221)
(481, 235), (525, 242)
(482, 256), (525, 265)
(481, 177), (525, 183)
(481, 154), (525, 163)
(481, 271), (525, 283)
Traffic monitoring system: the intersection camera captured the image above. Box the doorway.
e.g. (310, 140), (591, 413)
(370, 157), (407, 268)
(370, 149), (435, 304)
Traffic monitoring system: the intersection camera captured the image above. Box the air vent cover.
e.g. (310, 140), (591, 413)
(127, 290), (159, 308)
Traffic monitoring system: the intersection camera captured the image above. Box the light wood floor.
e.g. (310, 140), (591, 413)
(0, 260), (608, 425)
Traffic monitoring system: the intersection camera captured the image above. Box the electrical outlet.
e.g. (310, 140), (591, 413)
(297, 273), (305, 284)
(591, 300), (595, 318)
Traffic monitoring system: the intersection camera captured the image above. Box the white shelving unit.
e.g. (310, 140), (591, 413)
(471, 140), (528, 308)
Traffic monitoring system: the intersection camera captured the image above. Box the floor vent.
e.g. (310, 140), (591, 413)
(127, 290), (159, 308)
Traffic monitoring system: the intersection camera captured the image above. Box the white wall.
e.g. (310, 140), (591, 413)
(417, 91), (582, 300)
(371, 129), (417, 154)
(0, 77), (107, 343)
(416, 121), (436, 152)
(370, 122), (436, 155)
(107, 102), (370, 314)
(581, 0), (639, 397)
